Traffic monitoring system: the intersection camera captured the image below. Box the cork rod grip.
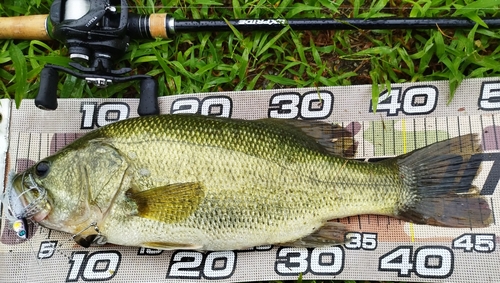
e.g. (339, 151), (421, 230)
(149, 13), (168, 39)
(0, 15), (51, 40)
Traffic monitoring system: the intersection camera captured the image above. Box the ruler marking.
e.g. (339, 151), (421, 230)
(402, 120), (407, 153)
(14, 132), (21, 172)
(54, 131), (58, 158)
(362, 121), (365, 157)
(372, 120), (376, 157)
(401, 118), (415, 242)
(446, 116), (450, 139)
(382, 118), (386, 156)
(435, 117), (438, 142)
(340, 122), (347, 154)
(46, 133), (51, 158)
(458, 116), (464, 151)
(26, 133), (32, 172)
(392, 119), (396, 156)
(468, 115), (474, 151)
(424, 117), (428, 146)
(468, 115), (472, 136)
(496, 114), (500, 150)
(37, 133), (42, 162)
(409, 222), (415, 242)
(490, 198), (496, 225)
(480, 115), (486, 149)
(493, 115), (499, 150)
(458, 115), (462, 138)
(413, 119), (417, 151)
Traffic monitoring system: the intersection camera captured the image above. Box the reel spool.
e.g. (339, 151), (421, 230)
(35, 0), (159, 116)
(63, 0), (91, 21)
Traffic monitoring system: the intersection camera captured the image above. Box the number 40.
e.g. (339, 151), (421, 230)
(371, 86), (438, 116)
(378, 246), (453, 278)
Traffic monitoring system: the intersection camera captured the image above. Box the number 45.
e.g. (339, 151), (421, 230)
(452, 234), (495, 253)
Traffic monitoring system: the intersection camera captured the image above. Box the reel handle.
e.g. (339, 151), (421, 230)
(36, 65), (159, 116)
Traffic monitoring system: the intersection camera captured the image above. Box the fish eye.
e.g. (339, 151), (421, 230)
(34, 161), (50, 178)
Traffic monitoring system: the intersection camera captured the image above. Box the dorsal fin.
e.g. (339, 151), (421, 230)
(258, 119), (357, 157)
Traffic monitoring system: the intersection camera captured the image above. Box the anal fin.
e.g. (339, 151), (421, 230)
(280, 221), (347, 247)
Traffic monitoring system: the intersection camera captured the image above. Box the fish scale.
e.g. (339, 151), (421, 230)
(6, 114), (492, 250)
(87, 116), (400, 249)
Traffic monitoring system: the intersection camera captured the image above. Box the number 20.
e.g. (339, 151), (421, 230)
(167, 251), (236, 280)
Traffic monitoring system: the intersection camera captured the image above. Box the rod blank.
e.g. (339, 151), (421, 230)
(132, 14), (500, 39)
(1, 13), (500, 40)
(171, 17), (500, 34)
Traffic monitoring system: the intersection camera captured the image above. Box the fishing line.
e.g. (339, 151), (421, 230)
(64, 0), (497, 12)
(85, 5), (499, 11)
(27, 228), (42, 266)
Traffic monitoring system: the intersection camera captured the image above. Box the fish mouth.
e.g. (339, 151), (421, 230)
(6, 172), (52, 222)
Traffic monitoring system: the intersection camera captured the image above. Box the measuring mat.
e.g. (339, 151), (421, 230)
(1, 78), (499, 282)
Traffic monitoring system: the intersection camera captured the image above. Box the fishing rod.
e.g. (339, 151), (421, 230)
(1, 0), (499, 115)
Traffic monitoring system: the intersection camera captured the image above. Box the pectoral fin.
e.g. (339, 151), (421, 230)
(280, 222), (347, 247)
(128, 182), (205, 223)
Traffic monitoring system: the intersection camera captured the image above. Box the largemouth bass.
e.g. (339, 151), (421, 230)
(4, 115), (492, 250)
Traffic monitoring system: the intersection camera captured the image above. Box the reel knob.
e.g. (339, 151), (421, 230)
(138, 78), (159, 116)
(35, 67), (59, 110)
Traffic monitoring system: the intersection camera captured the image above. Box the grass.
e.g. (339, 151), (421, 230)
(0, 0), (499, 108)
(0, 1), (498, 282)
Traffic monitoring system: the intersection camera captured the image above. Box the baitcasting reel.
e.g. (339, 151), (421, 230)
(31, 0), (500, 116)
(35, 0), (159, 116)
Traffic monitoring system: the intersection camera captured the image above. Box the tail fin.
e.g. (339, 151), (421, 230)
(395, 134), (492, 228)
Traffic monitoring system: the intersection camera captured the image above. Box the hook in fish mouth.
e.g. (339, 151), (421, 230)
(5, 171), (52, 221)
